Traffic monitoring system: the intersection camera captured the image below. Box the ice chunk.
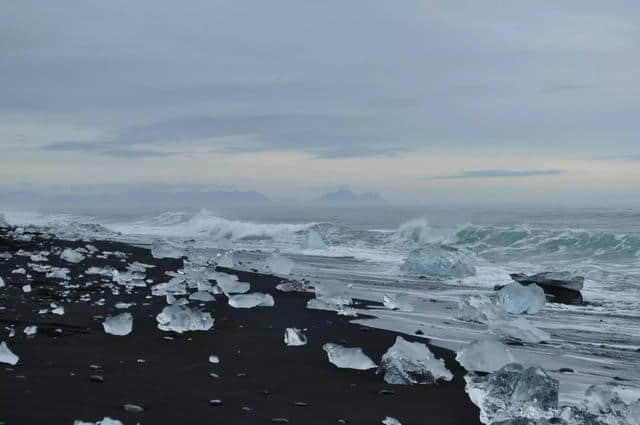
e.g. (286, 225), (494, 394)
(22, 284), (32, 293)
(583, 384), (640, 424)
(73, 418), (123, 425)
(51, 305), (65, 315)
(151, 278), (187, 296)
(228, 292), (275, 308)
(24, 326), (37, 336)
(214, 273), (250, 295)
(284, 328), (307, 346)
(13, 267), (26, 274)
(497, 282), (545, 315)
(489, 317), (550, 344)
(151, 240), (184, 259)
(0, 341), (19, 365)
(379, 336), (453, 384)
(209, 355), (219, 364)
(323, 343), (377, 370)
(0, 276), (4, 287)
(267, 252), (294, 275)
(46, 267), (70, 280)
(115, 302), (133, 309)
(60, 248), (85, 263)
(383, 294), (414, 312)
(189, 291), (215, 302)
(382, 418), (402, 425)
(103, 313), (133, 336)
(303, 230), (328, 250)
(156, 305), (214, 333)
(307, 282), (353, 314)
(465, 363), (559, 424)
(166, 294), (189, 305)
(456, 339), (517, 373)
(401, 244), (476, 279)
(457, 295), (504, 324)
(215, 250), (235, 268)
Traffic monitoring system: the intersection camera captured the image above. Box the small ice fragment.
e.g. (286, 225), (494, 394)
(323, 343), (377, 370)
(22, 284), (32, 293)
(0, 341), (19, 365)
(189, 291), (215, 302)
(73, 417), (123, 425)
(302, 230), (327, 249)
(266, 252), (294, 275)
(152, 279), (187, 296)
(382, 418), (402, 425)
(379, 336), (453, 384)
(151, 240), (184, 259)
(456, 338), (516, 373)
(24, 326), (37, 336)
(115, 302), (133, 309)
(228, 293), (275, 309)
(209, 355), (220, 364)
(156, 305), (214, 333)
(12, 267), (26, 274)
(9, 328), (15, 337)
(382, 294), (414, 312)
(489, 317), (551, 344)
(284, 328), (307, 346)
(51, 306), (65, 315)
(166, 294), (189, 305)
(60, 248), (85, 263)
(123, 403), (144, 413)
(103, 313), (133, 336)
(497, 281), (545, 315)
(0, 276), (5, 287)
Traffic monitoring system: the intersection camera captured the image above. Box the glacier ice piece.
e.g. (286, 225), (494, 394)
(228, 293), (275, 308)
(0, 276), (4, 287)
(12, 267), (26, 274)
(379, 336), (453, 384)
(267, 252), (294, 275)
(151, 240), (184, 259)
(401, 244), (476, 279)
(151, 278), (187, 296)
(214, 273), (250, 295)
(303, 230), (328, 249)
(489, 317), (550, 344)
(457, 295), (504, 324)
(189, 291), (215, 302)
(51, 305), (65, 315)
(465, 363), (558, 425)
(24, 326), (37, 336)
(323, 343), (377, 370)
(456, 338), (517, 373)
(383, 294), (414, 312)
(156, 305), (214, 333)
(103, 313), (133, 336)
(60, 248), (86, 263)
(216, 250), (235, 267)
(498, 282), (545, 315)
(73, 418), (124, 425)
(166, 294), (189, 305)
(0, 341), (19, 365)
(308, 282), (353, 314)
(284, 328), (307, 346)
(115, 302), (133, 309)
(382, 418), (402, 425)
(22, 284), (32, 293)
(209, 355), (220, 364)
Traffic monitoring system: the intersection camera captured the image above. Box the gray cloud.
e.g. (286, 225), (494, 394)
(429, 169), (567, 180)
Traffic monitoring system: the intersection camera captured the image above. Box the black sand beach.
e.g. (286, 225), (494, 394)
(0, 227), (480, 425)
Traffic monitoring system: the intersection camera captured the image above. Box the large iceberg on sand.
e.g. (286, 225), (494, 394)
(379, 336), (453, 384)
(323, 343), (377, 370)
(228, 293), (275, 308)
(156, 305), (214, 333)
(103, 312), (133, 336)
(497, 282), (545, 315)
(456, 339), (516, 373)
(457, 295), (504, 324)
(401, 244), (476, 279)
(0, 341), (19, 365)
(489, 317), (550, 344)
(303, 230), (328, 250)
(465, 363), (559, 424)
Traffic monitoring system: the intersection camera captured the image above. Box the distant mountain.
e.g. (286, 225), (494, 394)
(311, 187), (385, 205)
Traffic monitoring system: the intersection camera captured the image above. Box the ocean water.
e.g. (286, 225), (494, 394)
(2, 204), (639, 405)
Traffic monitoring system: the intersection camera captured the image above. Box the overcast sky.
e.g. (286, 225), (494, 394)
(1, 1), (639, 205)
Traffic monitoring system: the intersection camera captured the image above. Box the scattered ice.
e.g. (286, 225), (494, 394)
(73, 417), (123, 425)
(22, 284), (32, 293)
(46, 267), (70, 280)
(379, 336), (453, 384)
(0, 341), (19, 365)
(284, 328), (307, 346)
(465, 363), (559, 424)
(457, 295), (504, 324)
(383, 294), (414, 312)
(30, 253), (48, 262)
(24, 326), (37, 336)
(382, 418), (402, 425)
(323, 343), (377, 370)
(401, 244), (476, 279)
(489, 317), (551, 344)
(151, 279), (187, 296)
(151, 240), (184, 259)
(214, 273), (250, 295)
(303, 230), (328, 250)
(456, 338), (517, 373)
(266, 252), (294, 275)
(103, 313), (133, 336)
(60, 248), (86, 263)
(228, 293), (275, 308)
(156, 305), (214, 333)
(209, 355), (219, 364)
(189, 291), (216, 302)
(51, 305), (65, 315)
(497, 282), (545, 315)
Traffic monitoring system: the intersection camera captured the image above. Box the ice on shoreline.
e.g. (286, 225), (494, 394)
(489, 317), (551, 344)
(60, 248), (85, 263)
(456, 339), (516, 373)
(228, 292), (274, 308)
(323, 343), (377, 370)
(0, 341), (19, 365)
(497, 282), (545, 315)
(383, 294), (414, 312)
(379, 336), (453, 384)
(401, 244), (476, 279)
(103, 312), (133, 336)
(156, 305), (214, 333)
(284, 328), (307, 346)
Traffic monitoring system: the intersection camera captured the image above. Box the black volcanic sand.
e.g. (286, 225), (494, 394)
(0, 228), (480, 425)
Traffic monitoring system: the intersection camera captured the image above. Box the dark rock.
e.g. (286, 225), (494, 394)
(558, 368), (574, 373)
(510, 272), (584, 305)
(415, 330), (424, 335)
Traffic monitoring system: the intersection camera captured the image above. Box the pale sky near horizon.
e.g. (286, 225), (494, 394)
(1, 1), (640, 205)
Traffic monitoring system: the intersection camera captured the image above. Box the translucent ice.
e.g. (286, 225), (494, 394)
(152, 278), (187, 296)
(457, 295), (504, 324)
(51, 305), (65, 315)
(214, 273), (250, 295)
(22, 284), (32, 293)
(0, 276), (4, 287)
(284, 328), (307, 346)
(228, 293), (275, 308)
(267, 252), (294, 275)
(323, 343), (377, 370)
(383, 294), (414, 312)
(189, 291), (215, 302)
(308, 283), (353, 314)
(489, 317), (550, 344)
(303, 230), (328, 250)
(73, 418), (124, 425)
(382, 418), (402, 425)
(465, 363), (559, 424)
(0, 341), (19, 365)
(151, 240), (184, 259)
(103, 313), (133, 336)
(379, 336), (453, 384)
(581, 384), (640, 424)
(60, 248), (85, 263)
(401, 244), (476, 279)
(456, 338), (517, 373)
(497, 282), (545, 315)
(156, 305), (214, 333)
(24, 326), (37, 336)
(209, 355), (220, 364)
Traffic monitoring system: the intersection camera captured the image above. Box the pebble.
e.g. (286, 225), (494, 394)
(123, 404), (144, 413)
(293, 401), (308, 407)
(379, 389), (395, 395)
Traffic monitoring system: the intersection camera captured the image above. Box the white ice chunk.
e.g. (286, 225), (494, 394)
(189, 291), (215, 302)
(379, 336), (453, 384)
(151, 240), (184, 259)
(228, 293), (275, 308)
(323, 343), (377, 370)
(0, 276), (4, 287)
(103, 312), (133, 336)
(73, 418), (124, 425)
(382, 418), (402, 425)
(215, 250), (235, 268)
(401, 244), (476, 279)
(166, 294), (189, 305)
(209, 355), (219, 364)
(457, 295), (504, 324)
(22, 284), (32, 293)
(0, 341), (19, 365)
(156, 305), (214, 333)
(214, 273), (250, 295)
(302, 230), (327, 250)
(12, 267), (26, 274)
(46, 267), (70, 280)
(151, 278), (187, 296)
(60, 248), (85, 263)
(266, 252), (294, 275)
(115, 302), (133, 309)
(382, 294), (414, 312)
(284, 328), (307, 346)
(24, 326), (37, 336)
(497, 282), (545, 315)
(489, 317), (551, 344)
(456, 338), (516, 373)
(51, 306), (65, 315)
